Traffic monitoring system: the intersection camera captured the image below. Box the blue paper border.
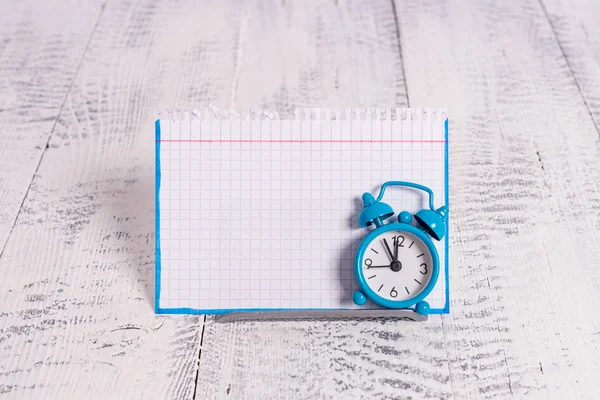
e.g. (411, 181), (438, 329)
(155, 118), (450, 314)
(419, 117), (449, 315)
(155, 120), (162, 312)
(443, 118), (450, 313)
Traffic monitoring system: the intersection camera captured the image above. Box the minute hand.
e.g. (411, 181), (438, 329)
(382, 239), (394, 262)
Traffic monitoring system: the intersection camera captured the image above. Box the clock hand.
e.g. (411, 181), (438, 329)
(382, 239), (394, 262)
(367, 265), (393, 269)
(394, 237), (399, 262)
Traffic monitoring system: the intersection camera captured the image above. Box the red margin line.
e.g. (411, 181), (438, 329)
(156, 139), (447, 143)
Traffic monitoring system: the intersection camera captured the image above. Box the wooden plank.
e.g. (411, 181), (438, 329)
(539, 0), (600, 134)
(193, 2), (455, 400)
(199, 318), (453, 399)
(395, 0), (600, 398)
(0, 0), (246, 398)
(0, 0), (104, 256)
(229, 0), (409, 109)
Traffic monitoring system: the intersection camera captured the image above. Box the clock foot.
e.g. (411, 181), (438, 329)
(353, 291), (367, 306)
(415, 301), (430, 315)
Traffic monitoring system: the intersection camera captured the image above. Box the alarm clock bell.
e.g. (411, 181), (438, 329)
(358, 189), (449, 242)
(414, 205), (448, 241)
(358, 193), (394, 228)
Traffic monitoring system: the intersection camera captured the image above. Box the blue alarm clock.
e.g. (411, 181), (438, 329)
(352, 181), (448, 315)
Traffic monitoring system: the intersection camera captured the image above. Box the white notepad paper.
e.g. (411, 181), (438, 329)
(155, 108), (449, 314)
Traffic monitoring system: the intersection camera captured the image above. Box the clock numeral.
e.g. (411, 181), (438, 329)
(392, 235), (405, 248)
(419, 263), (428, 275)
(409, 241), (415, 248)
(405, 286), (410, 295)
(368, 275), (376, 280)
(417, 253), (425, 258)
(378, 284), (384, 292)
(414, 278), (422, 285)
(390, 287), (398, 298)
(364, 258), (372, 267)
(370, 248), (378, 254)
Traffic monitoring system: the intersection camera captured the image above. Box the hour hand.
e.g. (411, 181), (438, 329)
(382, 239), (394, 262)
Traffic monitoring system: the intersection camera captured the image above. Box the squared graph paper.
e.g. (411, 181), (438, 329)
(155, 108), (449, 314)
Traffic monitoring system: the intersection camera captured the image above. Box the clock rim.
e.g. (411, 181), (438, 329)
(354, 222), (440, 309)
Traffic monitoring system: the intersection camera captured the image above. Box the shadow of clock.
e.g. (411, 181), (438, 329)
(336, 236), (363, 307)
(336, 195), (366, 307)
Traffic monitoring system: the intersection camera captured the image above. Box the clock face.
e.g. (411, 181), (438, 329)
(359, 229), (434, 302)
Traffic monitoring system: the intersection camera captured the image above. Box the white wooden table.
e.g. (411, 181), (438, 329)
(1, 0), (599, 399)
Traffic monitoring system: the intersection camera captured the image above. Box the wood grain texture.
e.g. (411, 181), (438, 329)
(229, 0), (409, 110)
(0, 0), (247, 398)
(540, 0), (600, 135)
(0, 0), (104, 259)
(1, 0), (600, 399)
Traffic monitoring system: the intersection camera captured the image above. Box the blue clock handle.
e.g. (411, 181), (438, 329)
(375, 180), (448, 241)
(375, 181), (437, 211)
